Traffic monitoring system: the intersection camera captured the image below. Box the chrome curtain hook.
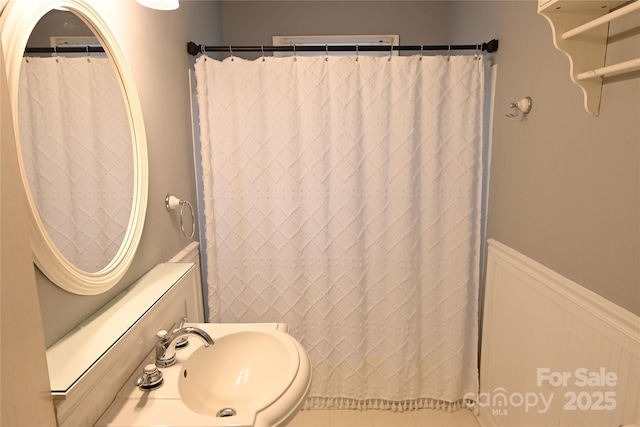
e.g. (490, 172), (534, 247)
(54, 45), (59, 62)
(388, 45), (393, 61)
(447, 45), (451, 60)
(229, 45), (234, 61)
(293, 43), (297, 61)
(420, 44), (423, 60)
(200, 44), (207, 60)
(261, 45), (265, 62)
(325, 44), (329, 61)
(355, 44), (359, 61)
(86, 45), (90, 62)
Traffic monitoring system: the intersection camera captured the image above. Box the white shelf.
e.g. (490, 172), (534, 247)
(562, 1), (640, 39)
(538, 0), (640, 116)
(578, 57), (640, 80)
(46, 262), (194, 393)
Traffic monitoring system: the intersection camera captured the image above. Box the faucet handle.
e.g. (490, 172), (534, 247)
(178, 316), (187, 328)
(135, 364), (164, 390)
(155, 330), (177, 367)
(174, 317), (189, 349)
(156, 330), (170, 342)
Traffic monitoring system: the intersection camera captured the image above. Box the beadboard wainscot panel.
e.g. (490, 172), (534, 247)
(477, 239), (640, 427)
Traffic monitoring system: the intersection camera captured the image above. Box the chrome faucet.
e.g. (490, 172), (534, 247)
(155, 326), (214, 367)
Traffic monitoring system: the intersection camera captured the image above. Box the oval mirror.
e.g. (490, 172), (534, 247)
(1, 0), (148, 295)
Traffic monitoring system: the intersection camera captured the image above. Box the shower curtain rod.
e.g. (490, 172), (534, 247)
(24, 46), (105, 55)
(187, 39), (499, 56)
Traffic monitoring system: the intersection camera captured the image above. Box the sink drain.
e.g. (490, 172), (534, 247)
(216, 408), (236, 417)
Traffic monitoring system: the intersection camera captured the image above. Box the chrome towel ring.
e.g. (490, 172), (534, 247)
(165, 195), (195, 239)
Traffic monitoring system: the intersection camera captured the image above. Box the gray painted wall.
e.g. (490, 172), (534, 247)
(221, 1), (453, 50)
(450, 1), (639, 315)
(220, 1), (639, 315)
(32, 0), (640, 346)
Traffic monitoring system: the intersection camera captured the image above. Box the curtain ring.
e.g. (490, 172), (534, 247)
(475, 43), (480, 60)
(86, 45), (90, 62)
(200, 44), (207, 61)
(355, 44), (359, 61)
(420, 44), (423, 60)
(229, 45), (234, 61)
(388, 45), (393, 61)
(261, 45), (265, 62)
(54, 45), (59, 62)
(447, 45), (451, 61)
(293, 43), (297, 61)
(325, 44), (329, 61)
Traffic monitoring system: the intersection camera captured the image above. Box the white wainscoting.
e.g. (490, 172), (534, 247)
(169, 241), (205, 322)
(477, 239), (640, 427)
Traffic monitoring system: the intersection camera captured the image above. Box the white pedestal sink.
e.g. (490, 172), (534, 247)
(96, 323), (312, 427)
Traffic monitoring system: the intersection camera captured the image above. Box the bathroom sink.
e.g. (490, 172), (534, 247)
(96, 323), (312, 427)
(179, 330), (299, 417)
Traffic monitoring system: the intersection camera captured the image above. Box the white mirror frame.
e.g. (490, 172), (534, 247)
(0, 0), (148, 295)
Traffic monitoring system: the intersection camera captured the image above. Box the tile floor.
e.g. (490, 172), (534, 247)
(287, 409), (480, 427)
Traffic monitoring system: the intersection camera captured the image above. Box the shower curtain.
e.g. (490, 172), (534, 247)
(195, 53), (484, 410)
(18, 56), (132, 273)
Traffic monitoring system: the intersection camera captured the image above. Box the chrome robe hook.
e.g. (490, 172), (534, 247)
(506, 96), (532, 118)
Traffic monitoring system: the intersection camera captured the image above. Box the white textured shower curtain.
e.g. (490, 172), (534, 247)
(19, 57), (132, 273)
(195, 54), (484, 410)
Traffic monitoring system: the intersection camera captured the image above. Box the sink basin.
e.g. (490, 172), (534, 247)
(179, 330), (299, 417)
(96, 323), (312, 427)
